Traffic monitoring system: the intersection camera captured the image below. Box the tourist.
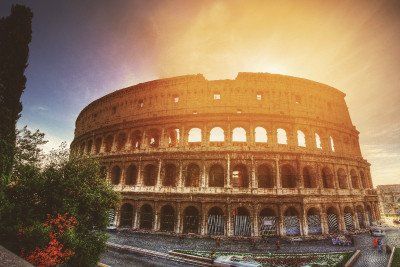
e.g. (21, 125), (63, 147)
(377, 239), (383, 253)
(373, 237), (378, 248)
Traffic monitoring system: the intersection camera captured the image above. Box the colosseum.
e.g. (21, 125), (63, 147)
(71, 72), (380, 238)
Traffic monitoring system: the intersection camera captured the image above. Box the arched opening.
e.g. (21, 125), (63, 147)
(131, 130), (142, 149)
(86, 140), (93, 154)
(105, 135), (113, 153)
(147, 129), (160, 148)
(125, 164), (137, 185)
(330, 136), (335, 151)
(284, 207), (300, 236)
(232, 127), (247, 142)
(160, 205), (175, 232)
(277, 128), (287, 144)
(315, 133), (322, 149)
(356, 206), (365, 229)
(139, 204), (154, 230)
(297, 130), (306, 147)
(116, 132), (127, 150)
(119, 203), (133, 227)
(143, 164), (157, 186)
(183, 206), (200, 234)
(259, 208), (277, 236)
(337, 168), (348, 189)
(254, 127), (267, 143)
(233, 207), (251, 236)
(95, 137), (102, 154)
(209, 164), (224, 187)
(360, 171), (367, 189)
(257, 164), (274, 188)
(322, 167), (335, 189)
(231, 164), (249, 188)
(163, 163), (177, 187)
(207, 207), (224, 236)
(303, 166), (317, 188)
(344, 207), (354, 232)
(185, 163), (200, 187)
(111, 166), (121, 185)
(327, 207), (339, 233)
(366, 205), (373, 226)
(307, 208), (322, 235)
(350, 169), (359, 189)
(188, 128), (202, 143)
(167, 128), (180, 147)
(281, 164), (297, 188)
(210, 127), (225, 142)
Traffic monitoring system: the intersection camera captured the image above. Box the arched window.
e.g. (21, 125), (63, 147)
(284, 207), (300, 236)
(139, 204), (154, 230)
(337, 168), (348, 189)
(95, 137), (102, 154)
(327, 207), (339, 233)
(116, 132), (127, 150)
(344, 206), (354, 231)
(185, 163), (200, 187)
(209, 164), (224, 187)
(259, 208), (277, 236)
(233, 207), (251, 236)
(210, 127), (225, 142)
(111, 166), (121, 185)
(277, 128), (287, 144)
(131, 130), (142, 149)
(350, 169), (359, 189)
(125, 164), (137, 185)
(360, 171), (367, 188)
(321, 167), (334, 189)
(297, 130), (306, 147)
(143, 164), (157, 186)
(281, 164), (296, 188)
(303, 166), (316, 188)
(307, 208), (322, 235)
(231, 164), (249, 188)
(183, 206), (200, 234)
(257, 164), (274, 188)
(232, 127), (247, 142)
(315, 133), (322, 149)
(254, 127), (268, 143)
(188, 128), (202, 143)
(105, 135), (113, 152)
(147, 129), (160, 148)
(163, 163), (177, 187)
(119, 203), (133, 227)
(160, 205), (175, 232)
(330, 136), (335, 152)
(207, 207), (224, 235)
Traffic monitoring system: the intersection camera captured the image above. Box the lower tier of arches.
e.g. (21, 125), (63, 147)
(111, 196), (380, 237)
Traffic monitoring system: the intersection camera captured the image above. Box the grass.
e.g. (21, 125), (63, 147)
(391, 247), (400, 267)
(173, 249), (354, 267)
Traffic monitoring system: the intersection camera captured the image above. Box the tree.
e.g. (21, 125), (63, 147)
(0, 128), (120, 266)
(0, 4), (33, 176)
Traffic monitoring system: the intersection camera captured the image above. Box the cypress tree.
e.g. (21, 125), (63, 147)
(0, 4), (33, 176)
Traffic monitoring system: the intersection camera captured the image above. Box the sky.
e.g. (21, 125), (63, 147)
(0, 0), (399, 185)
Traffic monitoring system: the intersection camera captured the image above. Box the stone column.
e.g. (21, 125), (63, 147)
(201, 204), (207, 235)
(133, 208), (139, 229)
(154, 209), (159, 231)
(226, 154), (231, 188)
(137, 159), (143, 186)
(99, 136), (106, 153)
(252, 205), (259, 237)
(278, 205), (284, 236)
(302, 206), (308, 236)
(115, 206), (121, 227)
(275, 158), (281, 189)
(201, 161), (207, 188)
(178, 160), (184, 187)
(251, 156), (257, 189)
(227, 204), (233, 236)
(321, 210), (329, 235)
(111, 134), (117, 152)
(156, 158), (162, 187)
(176, 203), (182, 234)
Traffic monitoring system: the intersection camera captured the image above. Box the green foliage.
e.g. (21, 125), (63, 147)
(0, 128), (120, 266)
(392, 247), (400, 267)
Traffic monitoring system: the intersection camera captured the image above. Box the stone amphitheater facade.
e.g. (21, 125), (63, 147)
(71, 72), (380, 237)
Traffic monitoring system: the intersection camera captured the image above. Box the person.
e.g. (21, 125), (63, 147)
(275, 239), (281, 250)
(377, 239), (383, 253)
(373, 237), (378, 249)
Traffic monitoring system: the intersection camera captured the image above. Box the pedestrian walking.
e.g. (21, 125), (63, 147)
(373, 237), (378, 248)
(377, 239), (383, 253)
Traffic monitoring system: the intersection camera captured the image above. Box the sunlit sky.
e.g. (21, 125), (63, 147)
(1, 0), (399, 186)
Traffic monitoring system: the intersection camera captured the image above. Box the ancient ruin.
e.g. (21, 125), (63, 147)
(71, 72), (380, 237)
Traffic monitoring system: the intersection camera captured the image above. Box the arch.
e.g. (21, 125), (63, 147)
(284, 207), (301, 236)
(257, 164), (274, 188)
(185, 163), (200, 187)
(277, 128), (287, 144)
(232, 127), (247, 142)
(143, 164), (157, 186)
(303, 166), (317, 188)
(183, 206), (200, 234)
(167, 128), (180, 147)
(125, 164), (138, 185)
(350, 169), (360, 189)
(259, 208), (277, 236)
(321, 166), (335, 189)
(160, 205), (175, 232)
(360, 171), (367, 189)
(104, 135), (113, 153)
(337, 168), (348, 189)
(163, 163), (177, 187)
(233, 207), (251, 236)
(281, 164), (297, 188)
(315, 133), (322, 149)
(111, 165), (121, 185)
(116, 132), (127, 150)
(119, 203), (133, 227)
(209, 164), (224, 187)
(326, 207), (340, 233)
(131, 130), (142, 149)
(210, 127), (225, 142)
(188, 128), (202, 143)
(139, 204), (154, 230)
(307, 208), (322, 235)
(231, 164), (249, 188)
(254, 127), (267, 143)
(297, 130), (306, 147)
(344, 206), (355, 232)
(207, 207), (224, 236)
(95, 137), (102, 154)
(330, 136), (335, 152)
(147, 128), (161, 148)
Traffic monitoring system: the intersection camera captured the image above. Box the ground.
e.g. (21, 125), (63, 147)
(100, 228), (400, 266)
